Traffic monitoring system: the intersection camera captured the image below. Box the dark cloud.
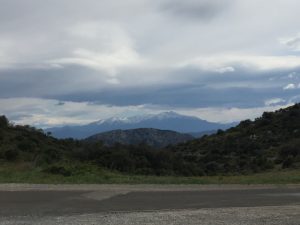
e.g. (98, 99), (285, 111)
(0, 65), (111, 98)
(56, 101), (65, 106)
(1, 63), (300, 109)
(53, 78), (297, 109)
(160, 0), (231, 20)
(286, 37), (300, 47)
(281, 36), (300, 51)
(53, 85), (265, 108)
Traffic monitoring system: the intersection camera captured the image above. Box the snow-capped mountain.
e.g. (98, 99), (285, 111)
(93, 112), (183, 125)
(45, 111), (235, 139)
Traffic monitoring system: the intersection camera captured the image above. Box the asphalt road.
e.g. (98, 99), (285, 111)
(0, 184), (299, 225)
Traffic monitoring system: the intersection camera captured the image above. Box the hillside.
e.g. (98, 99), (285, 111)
(85, 128), (194, 148)
(188, 130), (217, 138)
(46, 111), (234, 139)
(0, 116), (72, 165)
(169, 104), (300, 175)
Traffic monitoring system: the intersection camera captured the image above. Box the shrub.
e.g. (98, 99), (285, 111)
(4, 149), (19, 161)
(44, 166), (72, 177)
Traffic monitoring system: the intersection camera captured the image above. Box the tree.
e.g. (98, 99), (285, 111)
(0, 116), (8, 128)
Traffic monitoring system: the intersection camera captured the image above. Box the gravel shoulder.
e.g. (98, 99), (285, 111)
(1, 205), (300, 225)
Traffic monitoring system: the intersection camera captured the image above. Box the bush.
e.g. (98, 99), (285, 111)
(4, 149), (19, 161)
(282, 156), (294, 169)
(44, 166), (72, 177)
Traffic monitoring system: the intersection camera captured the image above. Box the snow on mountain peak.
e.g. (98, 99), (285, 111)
(154, 111), (181, 119)
(93, 111), (184, 125)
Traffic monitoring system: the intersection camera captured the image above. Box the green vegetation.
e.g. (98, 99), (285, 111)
(86, 128), (194, 148)
(0, 163), (299, 184)
(0, 104), (300, 184)
(170, 104), (300, 175)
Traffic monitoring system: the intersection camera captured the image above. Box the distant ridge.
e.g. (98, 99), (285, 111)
(85, 128), (194, 148)
(189, 130), (217, 138)
(46, 111), (235, 139)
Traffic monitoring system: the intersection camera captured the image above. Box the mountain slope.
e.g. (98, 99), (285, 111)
(169, 103), (300, 175)
(46, 111), (234, 139)
(0, 116), (72, 164)
(85, 128), (194, 148)
(188, 130), (217, 138)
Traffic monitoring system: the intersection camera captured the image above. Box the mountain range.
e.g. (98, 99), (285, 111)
(46, 111), (235, 139)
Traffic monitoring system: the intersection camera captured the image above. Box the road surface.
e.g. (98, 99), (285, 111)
(0, 184), (299, 225)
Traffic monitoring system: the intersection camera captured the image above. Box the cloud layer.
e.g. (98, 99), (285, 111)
(1, 0), (300, 126)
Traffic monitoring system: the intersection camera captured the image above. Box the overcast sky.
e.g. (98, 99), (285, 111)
(1, 0), (300, 127)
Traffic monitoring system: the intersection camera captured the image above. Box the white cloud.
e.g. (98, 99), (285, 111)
(47, 21), (144, 76)
(283, 83), (296, 90)
(177, 104), (293, 123)
(282, 82), (300, 90)
(106, 78), (121, 85)
(264, 98), (285, 106)
(181, 55), (300, 72)
(51, 47), (142, 76)
(215, 66), (235, 74)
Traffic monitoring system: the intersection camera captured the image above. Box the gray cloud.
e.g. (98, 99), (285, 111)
(280, 34), (300, 51)
(1, 0), (300, 126)
(160, 0), (232, 20)
(286, 37), (300, 47)
(1, 61), (300, 110)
